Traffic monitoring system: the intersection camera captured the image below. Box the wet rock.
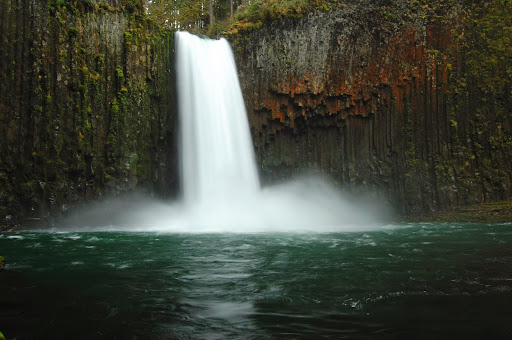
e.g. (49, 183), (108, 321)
(231, 0), (512, 216)
(0, 0), (177, 226)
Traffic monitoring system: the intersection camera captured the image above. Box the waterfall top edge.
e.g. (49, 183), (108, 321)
(175, 30), (226, 42)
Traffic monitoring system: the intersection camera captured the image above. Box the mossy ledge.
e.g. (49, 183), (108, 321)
(405, 199), (512, 223)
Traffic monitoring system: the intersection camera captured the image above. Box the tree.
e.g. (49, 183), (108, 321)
(146, 0), (208, 30)
(210, 0), (214, 25)
(146, 0), (244, 33)
(227, 0), (234, 18)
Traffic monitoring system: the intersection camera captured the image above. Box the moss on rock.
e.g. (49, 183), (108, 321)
(0, 0), (177, 226)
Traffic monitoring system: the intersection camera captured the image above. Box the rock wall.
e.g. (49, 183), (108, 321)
(0, 0), (176, 226)
(231, 0), (512, 215)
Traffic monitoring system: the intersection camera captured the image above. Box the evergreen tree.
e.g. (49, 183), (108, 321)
(146, 0), (243, 31)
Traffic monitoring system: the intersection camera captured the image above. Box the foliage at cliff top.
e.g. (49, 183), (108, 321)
(47, 0), (144, 13)
(226, 0), (341, 35)
(224, 0), (470, 36)
(145, 0), (341, 36)
(234, 0), (340, 22)
(146, 0), (241, 34)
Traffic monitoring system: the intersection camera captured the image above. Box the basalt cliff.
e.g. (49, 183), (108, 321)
(0, 0), (176, 226)
(1, 0), (511, 225)
(230, 0), (512, 215)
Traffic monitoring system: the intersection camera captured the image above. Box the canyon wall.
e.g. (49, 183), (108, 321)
(231, 0), (512, 215)
(1, 0), (510, 224)
(0, 0), (176, 226)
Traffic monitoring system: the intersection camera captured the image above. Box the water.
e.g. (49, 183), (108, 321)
(1, 223), (512, 338)
(3, 33), (511, 339)
(176, 31), (259, 204)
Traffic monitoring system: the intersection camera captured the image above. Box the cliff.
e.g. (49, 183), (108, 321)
(0, 0), (176, 227)
(1, 0), (511, 224)
(230, 0), (512, 215)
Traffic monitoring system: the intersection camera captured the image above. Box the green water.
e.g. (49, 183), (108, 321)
(1, 223), (512, 339)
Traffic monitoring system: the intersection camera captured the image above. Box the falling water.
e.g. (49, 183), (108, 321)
(176, 31), (260, 205)
(170, 31), (388, 231)
(56, 32), (390, 232)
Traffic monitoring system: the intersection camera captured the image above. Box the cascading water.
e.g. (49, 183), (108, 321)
(58, 32), (389, 232)
(176, 31), (260, 205)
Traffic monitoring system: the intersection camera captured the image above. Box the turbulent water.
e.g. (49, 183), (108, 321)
(2, 223), (512, 339)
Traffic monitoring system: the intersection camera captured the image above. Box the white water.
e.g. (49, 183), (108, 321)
(56, 32), (390, 233)
(176, 31), (260, 205)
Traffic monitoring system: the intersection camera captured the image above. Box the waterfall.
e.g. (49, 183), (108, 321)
(175, 31), (260, 205)
(56, 32), (388, 232)
(169, 31), (388, 232)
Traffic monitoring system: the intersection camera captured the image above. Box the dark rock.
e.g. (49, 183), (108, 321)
(0, 0), (177, 226)
(231, 0), (512, 216)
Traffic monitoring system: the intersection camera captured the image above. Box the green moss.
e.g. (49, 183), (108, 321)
(47, 0), (66, 11)
(95, 53), (105, 64)
(219, 0), (341, 36)
(68, 27), (79, 40)
(98, 2), (118, 12)
(115, 66), (124, 78)
(124, 31), (134, 45)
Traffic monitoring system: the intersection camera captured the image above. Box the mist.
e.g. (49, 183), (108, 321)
(49, 173), (391, 233)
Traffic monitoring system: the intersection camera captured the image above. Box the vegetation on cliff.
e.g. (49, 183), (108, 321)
(228, 0), (341, 34)
(145, 0), (341, 36)
(0, 0), (176, 227)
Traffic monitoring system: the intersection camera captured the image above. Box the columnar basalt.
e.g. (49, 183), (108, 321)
(231, 1), (512, 215)
(0, 0), (176, 226)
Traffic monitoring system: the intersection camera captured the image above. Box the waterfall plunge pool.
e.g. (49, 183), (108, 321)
(1, 223), (512, 339)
